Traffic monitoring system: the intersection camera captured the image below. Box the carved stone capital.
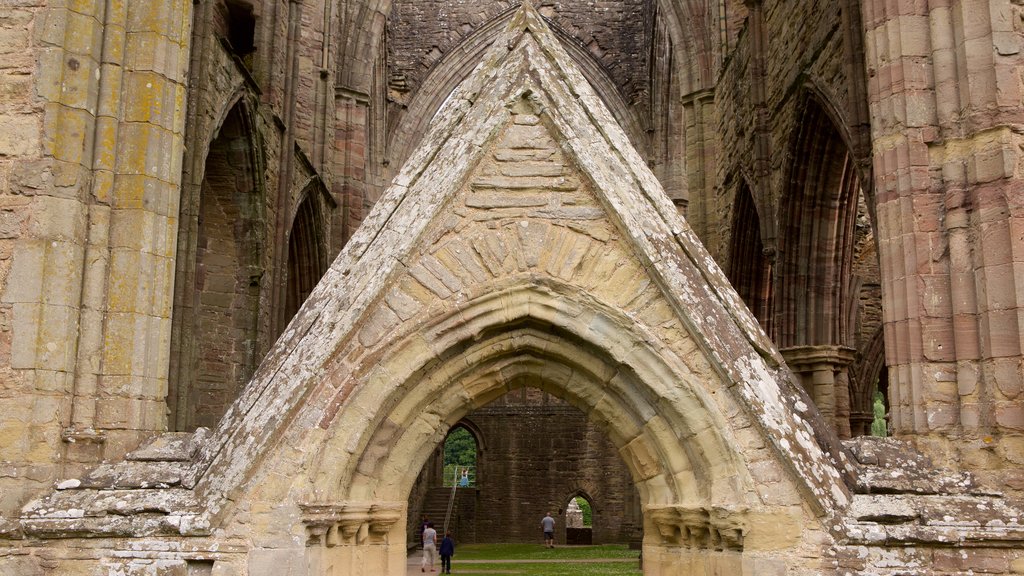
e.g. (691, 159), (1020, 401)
(301, 501), (406, 547)
(645, 505), (748, 551)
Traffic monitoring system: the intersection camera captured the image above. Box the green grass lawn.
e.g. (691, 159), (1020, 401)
(441, 544), (642, 575)
(456, 543), (637, 561)
(444, 563), (641, 575)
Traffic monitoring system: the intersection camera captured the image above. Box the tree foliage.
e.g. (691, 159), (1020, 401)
(871, 390), (888, 437)
(574, 497), (593, 527)
(443, 428), (478, 486)
(444, 427), (477, 467)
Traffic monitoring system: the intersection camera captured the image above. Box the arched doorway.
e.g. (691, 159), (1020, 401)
(442, 426), (478, 488)
(565, 493), (595, 545)
(297, 282), (826, 574)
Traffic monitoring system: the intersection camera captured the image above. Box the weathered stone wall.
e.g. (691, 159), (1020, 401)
(387, 0), (650, 112)
(713, 0), (868, 255)
(0, 0), (58, 519)
(470, 392), (636, 544)
(169, 0), (340, 431)
(0, 0), (194, 516)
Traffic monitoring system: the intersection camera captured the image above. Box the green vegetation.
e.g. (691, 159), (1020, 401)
(456, 544), (636, 560)
(444, 427), (477, 467)
(871, 390), (888, 437)
(574, 496), (592, 527)
(440, 544), (641, 575)
(443, 427), (477, 486)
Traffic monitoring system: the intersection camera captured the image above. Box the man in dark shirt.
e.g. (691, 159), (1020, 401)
(439, 531), (455, 574)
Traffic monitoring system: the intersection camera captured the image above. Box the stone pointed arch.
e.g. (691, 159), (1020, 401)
(313, 284), (755, 509)
(193, 0), (848, 520)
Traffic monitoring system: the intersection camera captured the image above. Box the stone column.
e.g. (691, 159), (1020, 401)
(681, 89), (718, 250)
(862, 0), (1024, 491)
(781, 345), (856, 438)
(0, 0), (192, 511)
(334, 88), (371, 245)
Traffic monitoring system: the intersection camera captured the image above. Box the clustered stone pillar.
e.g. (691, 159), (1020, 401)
(863, 0), (1024, 491)
(0, 0), (192, 507)
(781, 346), (856, 438)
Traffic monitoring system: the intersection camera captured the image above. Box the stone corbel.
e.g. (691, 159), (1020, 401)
(301, 502), (405, 547)
(368, 503), (403, 542)
(709, 506), (747, 551)
(338, 504), (372, 543)
(646, 505), (747, 551)
(647, 506), (683, 544)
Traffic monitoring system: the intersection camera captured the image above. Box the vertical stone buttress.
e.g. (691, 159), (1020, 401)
(863, 0), (1024, 490)
(0, 0), (191, 513)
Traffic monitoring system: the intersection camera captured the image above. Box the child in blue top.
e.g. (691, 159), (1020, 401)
(439, 531), (455, 574)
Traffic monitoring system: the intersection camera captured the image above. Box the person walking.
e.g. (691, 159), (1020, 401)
(421, 521), (438, 572)
(541, 511), (555, 548)
(439, 531), (455, 574)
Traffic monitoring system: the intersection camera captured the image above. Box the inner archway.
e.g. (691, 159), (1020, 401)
(299, 277), (812, 574)
(442, 426), (478, 488)
(566, 493), (596, 545)
(406, 388), (638, 546)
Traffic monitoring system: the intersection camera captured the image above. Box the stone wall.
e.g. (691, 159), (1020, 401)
(409, 391), (637, 545)
(472, 392), (637, 544)
(169, 0), (339, 431)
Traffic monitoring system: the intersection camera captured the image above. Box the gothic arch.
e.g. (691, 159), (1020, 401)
(774, 92), (862, 437)
(284, 181), (331, 325)
(447, 419), (486, 455)
(169, 95), (267, 431)
(852, 326), (887, 436)
(776, 92), (861, 348)
(727, 179), (772, 329)
(308, 284), (756, 511)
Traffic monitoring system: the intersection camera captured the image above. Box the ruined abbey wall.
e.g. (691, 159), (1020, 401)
(0, 0), (1022, 574)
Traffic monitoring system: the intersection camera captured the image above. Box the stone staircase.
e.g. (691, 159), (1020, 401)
(18, 429), (211, 538)
(420, 487), (456, 533)
(840, 436), (1023, 547)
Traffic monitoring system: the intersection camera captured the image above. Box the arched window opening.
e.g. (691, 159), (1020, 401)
(566, 495), (594, 545)
(776, 95), (864, 438)
(224, 0), (257, 65)
(776, 100), (860, 348)
(171, 101), (264, 431)
(443, 426), (478, 488)
(284, 195), (327, 325)
(727, 182), (772, 329)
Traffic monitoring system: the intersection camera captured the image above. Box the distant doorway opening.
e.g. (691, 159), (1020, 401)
(443, 426), (478, 488)
(565, 495), (593, 545)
